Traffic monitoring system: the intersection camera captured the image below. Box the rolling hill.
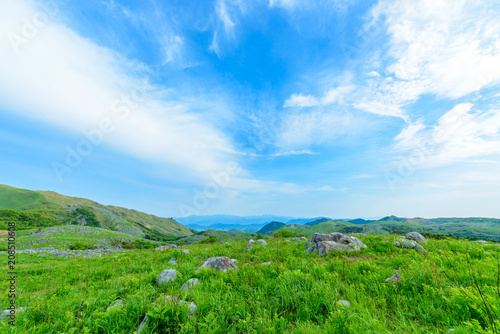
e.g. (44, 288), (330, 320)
(256, 221), (286, 235)
(0, 184), (194, 238)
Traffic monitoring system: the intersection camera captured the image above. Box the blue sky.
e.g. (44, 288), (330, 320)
(1, 0), (500, 219)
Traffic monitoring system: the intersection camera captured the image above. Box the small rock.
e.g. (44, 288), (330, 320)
(106, 299), (123, 312)
(337, 300), (350, 307)
(385, 272), (401, 283)
(181, 278), (200, 291)
(261, 261), (271, 265)
(137, 316), (148, 333)
(256, 239), (267, 246)
(158, 269), (177, 285)
(248, 239), (255, 246)
(182, 249), (190, 254)
(37, 254), (46, 257)
(231, 259), (238, 263)
(169, 257), (177, 265)
(160, 295), (197, 317)
(475, 240), (488, 244)
(1, 307), (26, 321)
(152, 244), (178, 252)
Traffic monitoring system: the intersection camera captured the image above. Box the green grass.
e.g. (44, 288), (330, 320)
(1, 235), (499, 333)
(0, 185), (49, 210)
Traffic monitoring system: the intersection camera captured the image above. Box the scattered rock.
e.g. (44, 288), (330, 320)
(182, 249), (190, 254)
(261, 262), (271, 265)
(1, 307), (26, 321)
(37, 254), (46, 257)
(256, 239), (267, 246)
(106, 299), (123, 312)
(169, 257), (177, 265)
(286, 239), (291, 242)
(152, 244), (178, 252)
(385, 272), (401, 283)
(158, 269), (177, 285)
(337, 300), (350, 307)
(137, 316), (148, 333)
(395, 241), (426, 254)
(475, 240), (488, 244)
(181, 278), (200, 291)
(160, 295), (197, 317)
(248, 239), (255, 246)
(405, 232), (427, 243)
(196, 257), (238, 272)
(305, 234), (367, 255)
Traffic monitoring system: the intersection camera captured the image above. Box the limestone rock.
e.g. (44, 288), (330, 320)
(337, 300), (350, 307)
(385, 272), (401, 283)
(106, 299), (123, 312)
(405, 232), (427, 243)
(152, 244), (178, 252)
(169, 257), (177, 265)
(305, 234), (367, 255)
(256, 239), (267, 246)
(158, 269), (177, 285)
(196, 256), (238, 272)
(181, 278), (200, 291)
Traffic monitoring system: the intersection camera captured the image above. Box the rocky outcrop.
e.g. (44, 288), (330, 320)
(305, 233), (367, 255)
(405, 232), (427, 243)
(196, 257), (238, 272)
(395, 241), (426, 254)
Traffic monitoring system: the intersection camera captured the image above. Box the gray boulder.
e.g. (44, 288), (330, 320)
(306, 234), (367, 255)
(395, 241), (426, 254)
(256, 239), (267, 246)
(305, 233), (344, 248)
(196, 257), (238, 272)
(405, 232), (427, 243)
(248, 239), (255, 246)
(158, 269), (177, 285)
(181, 278), (200, 291)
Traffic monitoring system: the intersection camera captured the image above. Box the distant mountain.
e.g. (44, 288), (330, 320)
(187, 223), (265, 232)
(304, 217), (331, 226)
(0, 184), (194, 238)
(348, 218), (376, 224)
(256, 221), (286, 235)
(176, 214), (296, 227)
(378, 215), (407, 222)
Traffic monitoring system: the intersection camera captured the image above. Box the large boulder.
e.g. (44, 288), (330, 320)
(305, 233), (367, 255)
(196, 257), (238, 272)
(305, 233), (344, 248)
(158, 269), (177, 285)
(405, 232), (427, 243)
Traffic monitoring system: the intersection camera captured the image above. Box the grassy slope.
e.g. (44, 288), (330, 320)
(0, 185), (193, 238)
(257, 221), (286, 235)
(1, 235), (499, 333)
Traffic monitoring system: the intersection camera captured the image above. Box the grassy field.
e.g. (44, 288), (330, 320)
(1, 235), (499, 333)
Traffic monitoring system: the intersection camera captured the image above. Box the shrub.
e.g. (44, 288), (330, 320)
(68, 241), (95, 250)
(273, 229), (302, 238)
(199, 235), (217, 244)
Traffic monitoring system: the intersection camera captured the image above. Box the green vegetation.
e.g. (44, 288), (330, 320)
(1, 235), (499, 333)
(0, 209), (60, 230)
(199, 235), (218, 244)
(272, 229), (303, 238)
(68, 241), (96, 250)
(256, 221), (286, 235)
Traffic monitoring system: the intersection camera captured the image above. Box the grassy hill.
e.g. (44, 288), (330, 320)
(274, 218), (500, 242)
(256, 221), (286, 235)
(1, 234), (499, 333)
(0, 184), (194, 238)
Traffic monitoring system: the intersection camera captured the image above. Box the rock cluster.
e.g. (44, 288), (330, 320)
(395, 231), (427, 253)
(152, 244), (178, 252)
(305, 233), (367, 255)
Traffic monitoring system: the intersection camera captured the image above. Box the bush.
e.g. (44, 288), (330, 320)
(68, 241), (95, 250)
(273, 229), (302, 238)
(256, 233), (265, 240)
(199, 235), (217, 244)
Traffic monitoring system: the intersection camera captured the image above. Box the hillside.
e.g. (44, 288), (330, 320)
(274, 218), (500, 241)
(1, 234), (499, 333)
(256, 221), (286, 235)
(0, 184), (194, 238)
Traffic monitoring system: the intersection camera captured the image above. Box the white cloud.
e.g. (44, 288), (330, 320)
(394, 102), (500, 167)
(284, 93), (318, 108)
(0, 0), (237, 180)
(372, 0), (500, 99)
(269, 149), (317, 157)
